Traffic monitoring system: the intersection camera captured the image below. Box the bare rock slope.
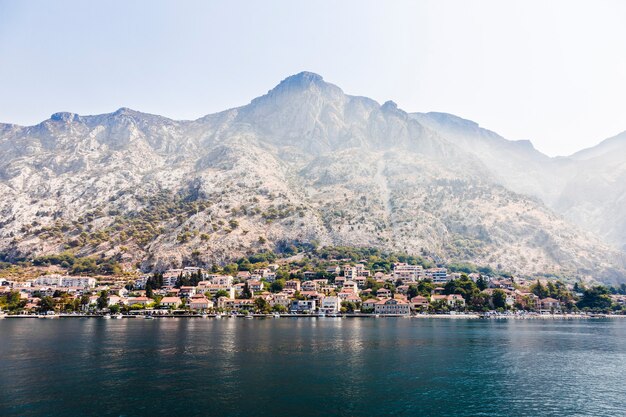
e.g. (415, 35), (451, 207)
(1, 72), (624, 282)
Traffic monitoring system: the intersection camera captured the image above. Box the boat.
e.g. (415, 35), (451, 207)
(102, 314), (111, 319)
(0, 311), (6, 319)
(272, 313), (280, 318)
(201, 313), (208, 318)
(244, 314), (253, 319)
(114, 314), (123, 319)
(214, 314), (222, 319)
(318, 312), (326, 318)
(144, 315), (154, 320)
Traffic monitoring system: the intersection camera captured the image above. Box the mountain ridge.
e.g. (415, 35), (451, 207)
(1, 72), (625, 283)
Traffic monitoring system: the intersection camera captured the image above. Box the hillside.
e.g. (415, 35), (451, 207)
(0, 72), (624, 282)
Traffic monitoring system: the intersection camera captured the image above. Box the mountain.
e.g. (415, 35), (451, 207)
(556, 132), (626, 251)
(1, 72), (625, 282)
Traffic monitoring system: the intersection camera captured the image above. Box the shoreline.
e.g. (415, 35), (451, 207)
(2, 313), (624, 320)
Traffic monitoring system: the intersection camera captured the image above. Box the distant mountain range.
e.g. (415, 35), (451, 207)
(1, 72), (625, 282)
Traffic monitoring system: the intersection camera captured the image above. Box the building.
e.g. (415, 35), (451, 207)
(376, 288), (392, 298)
(393, 263), (424, 282)
(210, 275), (234, 287)
(247, 280), (264, 293)
(343, 266), (357, 280)
(325, 266), (341, 275)
(361, 298), (378, 312)
(269, 293), (290, 309)
(33, 275), (96, 289)
(446, 294), (466, 308)
(538, 297), (561, 313)
(160, 297), (182, 308)
(320, 296), (341, 314)
(128, 296), (152, 307)
(188, 295), (213, 310)
(285, 280), (301, 292)
(217, 298), (255, 311)
(179, 286), (197, 298)
(290, 300), (316, 313)
(374, 298), (410, 315)
(301, 281), (318, 292)
(426, 268), (449, 284)
(410, 296), (430, 310)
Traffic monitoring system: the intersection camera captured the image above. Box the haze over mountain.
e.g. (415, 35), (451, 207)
(1, 72), (624, 282)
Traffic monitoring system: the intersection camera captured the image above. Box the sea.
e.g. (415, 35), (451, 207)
(1, 317), (625, 417)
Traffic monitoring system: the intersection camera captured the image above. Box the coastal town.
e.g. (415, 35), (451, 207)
(1, 252), (625, 318)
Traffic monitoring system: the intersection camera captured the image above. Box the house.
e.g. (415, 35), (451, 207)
(374, 298), (410, 315)
(343, 280), (359, 293)
(290, 299), (316, 313)
(354, 264), (370, 277)
(108, 295), (127, 306)
(430, 294), (447, 304)
(301, 281), (318, 292)
(515, 291), (539, 308)
(237, 271), (251, 280)
(376, 288), (391, 298)
(361, 298), (378, 312)
(343, 294), (361, 304)
(338, 290), (356, 300)
(210, 275), (234, 287)
(285, 280), (301, 292)
(538, 297), (561, 313)
(334, 276), (346, 287)
(188, 295), (213, 310)
(410, 296), (430, 310)
(446, 294), (466, 308)
(396, 285), (409, 295)
(354, 276), (367, 288)
(343, 266), (357, 280)
(247, 280), (264, 293)
(128, 296), (152, 306)
(269, 293), (291, 308)
(320, 296), (341, 314)
(179, 286), (196, 298)
(303, 271), (316, 280)
(325, 266), (341, 275)
(217, 297), (255, 311)
(160, 297), (182, 308)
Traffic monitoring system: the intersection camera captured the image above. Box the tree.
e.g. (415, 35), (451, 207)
(39, 296), (56, 312)
(109, 304), (121, 314)
(214, 290), (230, 300)
(270, 279), (285, 293)
(80, 295), (90, 311)
(492, 289), (507, 309)
(97, 291), (109, 310)
(530, 280), (549, 298)
(476, 275), (487, 291)
(341, 301), (356, 313)
(407, 285), (418, 299)
(241, 282), (252, 299)
(577, 286), (612, 311)
(272, 304), (287, 313)
(254, 297), (269, 313)
(417, 280), (434, 297)
(145, 283), (154, 298)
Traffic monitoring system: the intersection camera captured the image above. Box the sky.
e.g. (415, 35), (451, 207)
(1, 0), (625, 156)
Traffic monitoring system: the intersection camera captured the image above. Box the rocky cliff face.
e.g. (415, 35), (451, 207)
(1, 72), (624, 282)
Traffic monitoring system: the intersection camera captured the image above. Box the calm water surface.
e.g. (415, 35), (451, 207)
(1, 318), (625, 417)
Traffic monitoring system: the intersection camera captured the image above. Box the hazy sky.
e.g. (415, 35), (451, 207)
(1, 0), (625, 156)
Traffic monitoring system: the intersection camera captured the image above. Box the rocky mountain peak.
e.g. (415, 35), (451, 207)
(50, 112), (81, 123)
